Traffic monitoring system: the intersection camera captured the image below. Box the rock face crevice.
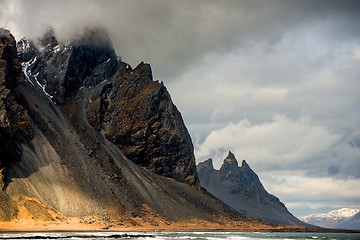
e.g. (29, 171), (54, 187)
(197, 151), (308, 226)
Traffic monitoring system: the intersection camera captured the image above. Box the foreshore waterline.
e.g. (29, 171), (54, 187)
(0, 220), (359, 233)
(1, 230), (360, 240)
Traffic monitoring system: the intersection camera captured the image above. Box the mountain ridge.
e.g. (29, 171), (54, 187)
(197, 151), (308, 227)
(300, 208), (360, 230)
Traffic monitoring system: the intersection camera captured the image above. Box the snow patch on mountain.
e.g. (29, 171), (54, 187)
(300, 208), (360, 230)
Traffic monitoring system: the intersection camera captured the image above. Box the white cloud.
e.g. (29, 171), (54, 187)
(354, 46), (360, 60)
(260, 174), (360, 217)
(195, 115), (342, 171)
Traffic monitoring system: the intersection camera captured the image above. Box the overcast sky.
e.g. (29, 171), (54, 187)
(1, 0), (360, 217)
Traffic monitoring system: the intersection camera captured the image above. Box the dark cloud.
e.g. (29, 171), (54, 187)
(327, 166), (340, 176)
(1, 0), (360, 80)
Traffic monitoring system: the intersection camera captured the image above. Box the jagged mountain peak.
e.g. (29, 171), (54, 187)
(133, 61), (153, 80)
(197, 151), (307, 226)
(0, 28), (17, 64)
(0, 29), (24, 89)
(241, 159), (250, 168)
(17, 37), (38, 63)
(227, 150), (236, 160)
(196, 158), (215, 180)
(18, 27), (119, 103)
(199, 158), (214, 170)
(220, 151), (239, 173)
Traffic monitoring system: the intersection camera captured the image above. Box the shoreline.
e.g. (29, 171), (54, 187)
(0, 221), (358, 233)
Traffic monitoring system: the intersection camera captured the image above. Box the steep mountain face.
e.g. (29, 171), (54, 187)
(17, 27), (118, 104)
(17, 27), (198, 186)
(0, 28), (250, 226)
(300, 208), (360, 230)
(86, 62), (198, 186)
(197, 151), (307, 226)
(0, 28), (33, 192)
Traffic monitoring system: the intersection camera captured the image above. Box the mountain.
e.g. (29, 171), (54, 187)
(300, 208), (360, 230)
(1, 28), (259, 228)
(197, 151), (308, 226)
(17, 27), (198, 186)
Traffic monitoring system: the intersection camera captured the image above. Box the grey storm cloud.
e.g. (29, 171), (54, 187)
(1, 0), (360, 80)
(1, 0), (360, 216)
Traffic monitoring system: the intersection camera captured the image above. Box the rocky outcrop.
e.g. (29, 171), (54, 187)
(18, 27), (118, 104)
(86, 62), (198, 186)
(197, 151), (308, 226)
(0, 28), (32, 193)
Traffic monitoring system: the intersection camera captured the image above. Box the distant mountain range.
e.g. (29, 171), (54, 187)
(300, 208), (360, 229)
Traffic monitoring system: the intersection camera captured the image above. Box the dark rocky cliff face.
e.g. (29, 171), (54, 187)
(197, 151), (308, 226)
(86, 62), (198, 186)
(17, 28), (118, 104)
(17, 27), (198, 186)
(0, 29), (32, 192)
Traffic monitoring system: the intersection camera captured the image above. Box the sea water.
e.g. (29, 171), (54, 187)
(0, 231), (359, 240)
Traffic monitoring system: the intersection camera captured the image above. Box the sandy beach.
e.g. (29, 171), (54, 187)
(0, 218), (315, 232)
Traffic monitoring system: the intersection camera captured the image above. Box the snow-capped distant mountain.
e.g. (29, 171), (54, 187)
(300, 208), (360, 230)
